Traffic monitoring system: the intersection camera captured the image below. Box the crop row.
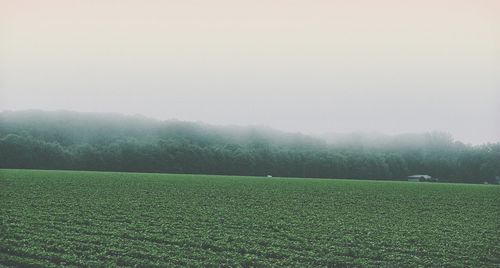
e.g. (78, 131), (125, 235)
(1, 169), (499, 267)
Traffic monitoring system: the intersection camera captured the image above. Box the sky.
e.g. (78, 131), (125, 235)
(0, 0), (499, 144)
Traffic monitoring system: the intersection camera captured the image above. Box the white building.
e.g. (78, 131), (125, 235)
(407, 175), (432, 182)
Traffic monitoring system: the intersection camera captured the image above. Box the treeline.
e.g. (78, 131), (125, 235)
(1, 110), (499, 183)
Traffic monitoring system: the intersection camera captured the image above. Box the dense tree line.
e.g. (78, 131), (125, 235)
(1, 110), (499, 183)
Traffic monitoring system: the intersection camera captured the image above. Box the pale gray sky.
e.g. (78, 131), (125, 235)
(1, 0), (499, 144)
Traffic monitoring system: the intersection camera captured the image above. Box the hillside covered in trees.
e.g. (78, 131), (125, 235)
(0, 110), (499, 183)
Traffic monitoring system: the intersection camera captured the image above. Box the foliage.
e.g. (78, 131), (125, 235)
(1, 169), (499, 267)
(1, 110), (499, 183)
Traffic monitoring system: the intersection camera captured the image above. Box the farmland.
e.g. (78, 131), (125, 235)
(1, 169), (499, 267)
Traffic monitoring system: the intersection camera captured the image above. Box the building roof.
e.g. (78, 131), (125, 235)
(408, 175), (432, 179)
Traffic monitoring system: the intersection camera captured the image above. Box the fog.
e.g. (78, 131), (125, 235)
(2, 109), (499, 183)
(1, 0), (499, 144)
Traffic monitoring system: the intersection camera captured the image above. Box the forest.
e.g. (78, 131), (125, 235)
(1, 110), (499, 184)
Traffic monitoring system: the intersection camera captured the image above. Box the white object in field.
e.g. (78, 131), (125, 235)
(267, 175), (272, 178)
(407, 174), (431, 182)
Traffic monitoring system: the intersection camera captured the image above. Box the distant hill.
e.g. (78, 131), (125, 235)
(1, 110), (499, 183)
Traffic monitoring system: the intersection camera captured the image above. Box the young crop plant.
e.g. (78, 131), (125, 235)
(1, 169), (499, 267)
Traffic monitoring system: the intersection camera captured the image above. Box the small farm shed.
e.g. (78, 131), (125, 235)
(407, 175), (431, 182)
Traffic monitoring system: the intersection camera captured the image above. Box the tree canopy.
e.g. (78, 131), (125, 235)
(1, 110), (499, 183)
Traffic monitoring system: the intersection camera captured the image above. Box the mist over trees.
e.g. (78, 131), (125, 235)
(0, 110), (498, 183)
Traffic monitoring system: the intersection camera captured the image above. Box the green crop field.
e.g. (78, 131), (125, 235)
(1, 169), (499, 267)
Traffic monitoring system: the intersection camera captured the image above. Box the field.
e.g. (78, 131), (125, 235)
(1, 169), (499, 267)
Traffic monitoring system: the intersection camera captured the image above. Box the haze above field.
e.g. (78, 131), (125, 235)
(1, 1), (499, 145)
(2, 110), (499, 183)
